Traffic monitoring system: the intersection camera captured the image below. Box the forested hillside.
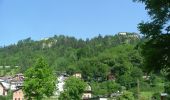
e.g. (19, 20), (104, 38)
(0, 33), (166, 99)
(0, 32), (141, 74)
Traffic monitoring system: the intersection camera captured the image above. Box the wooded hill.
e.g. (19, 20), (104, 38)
(1, 33), (166, 99)
(0, 32), (141, 76)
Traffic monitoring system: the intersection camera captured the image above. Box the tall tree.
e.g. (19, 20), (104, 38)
(23, 57), (56, 100)
(134, 0), (170, 78)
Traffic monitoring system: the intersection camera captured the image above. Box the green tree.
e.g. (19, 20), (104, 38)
(117, 73), (133, 89)
(164, 82), (170, 99)
(130, 67), (143, 81)
(134, 0), (170, 79)
(23, 57), (56, 100)
(59, 77), (87, 100)
(152, 92), (161, 100)
(106, 80), (121, 94)
(91, 81), (121, 96)
(118, 91), (135, 100)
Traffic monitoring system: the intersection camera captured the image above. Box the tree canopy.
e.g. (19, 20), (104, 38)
(23, 57), (56, 100)
(134, 0), (170, 78)
(59, 77), (87, 100)
(0, 33), (147, 99)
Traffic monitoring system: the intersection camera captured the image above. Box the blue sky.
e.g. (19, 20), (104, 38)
(0, 0), (149, 46)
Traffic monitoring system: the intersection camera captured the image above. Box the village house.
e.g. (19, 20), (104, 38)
(107, 72), (116, 81)
(0, 82), (10, 96)
(55, 73), (68, 96)
(13, 88), (24, 100)
(0, 73), (25, 99)
(0, 73), (24, 93)
(10, 80), (23, 90)
(56, 72), (93, 100)
(0, 79), (3, 82)
(82, 84), (92, 100)
(13, 73), (24, 81)
(0, 76), (13, 83)
(90, 96), (109, 100)
(142, 74), (150, 80)
(73, 72), (82, 78)
(10, 73), (24, 90)
(72, 72), (93, 99)
(97, 97), (108, 100)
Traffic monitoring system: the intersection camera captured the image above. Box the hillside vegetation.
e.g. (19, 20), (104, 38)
(0, 33), (140, 73)
(0, 33), (165, 99)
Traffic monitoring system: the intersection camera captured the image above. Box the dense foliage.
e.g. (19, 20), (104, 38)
(134, 0), (170, 79)
(0, 33), (140, 74)
(0, 33), (165, 99)
(23, 57), (56, 100)
(59, 77), (87, 100)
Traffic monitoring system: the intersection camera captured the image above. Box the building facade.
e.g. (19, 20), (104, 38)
(13, 88), (24, 100)
(0, 83), (8, 96)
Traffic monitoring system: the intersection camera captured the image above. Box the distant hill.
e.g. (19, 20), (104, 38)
(0, 32), (142, 75)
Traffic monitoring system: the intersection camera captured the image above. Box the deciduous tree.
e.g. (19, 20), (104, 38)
(23, 57), (56, 100)
(59, 77), (86, 100)
(133, 0), (170, 79)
